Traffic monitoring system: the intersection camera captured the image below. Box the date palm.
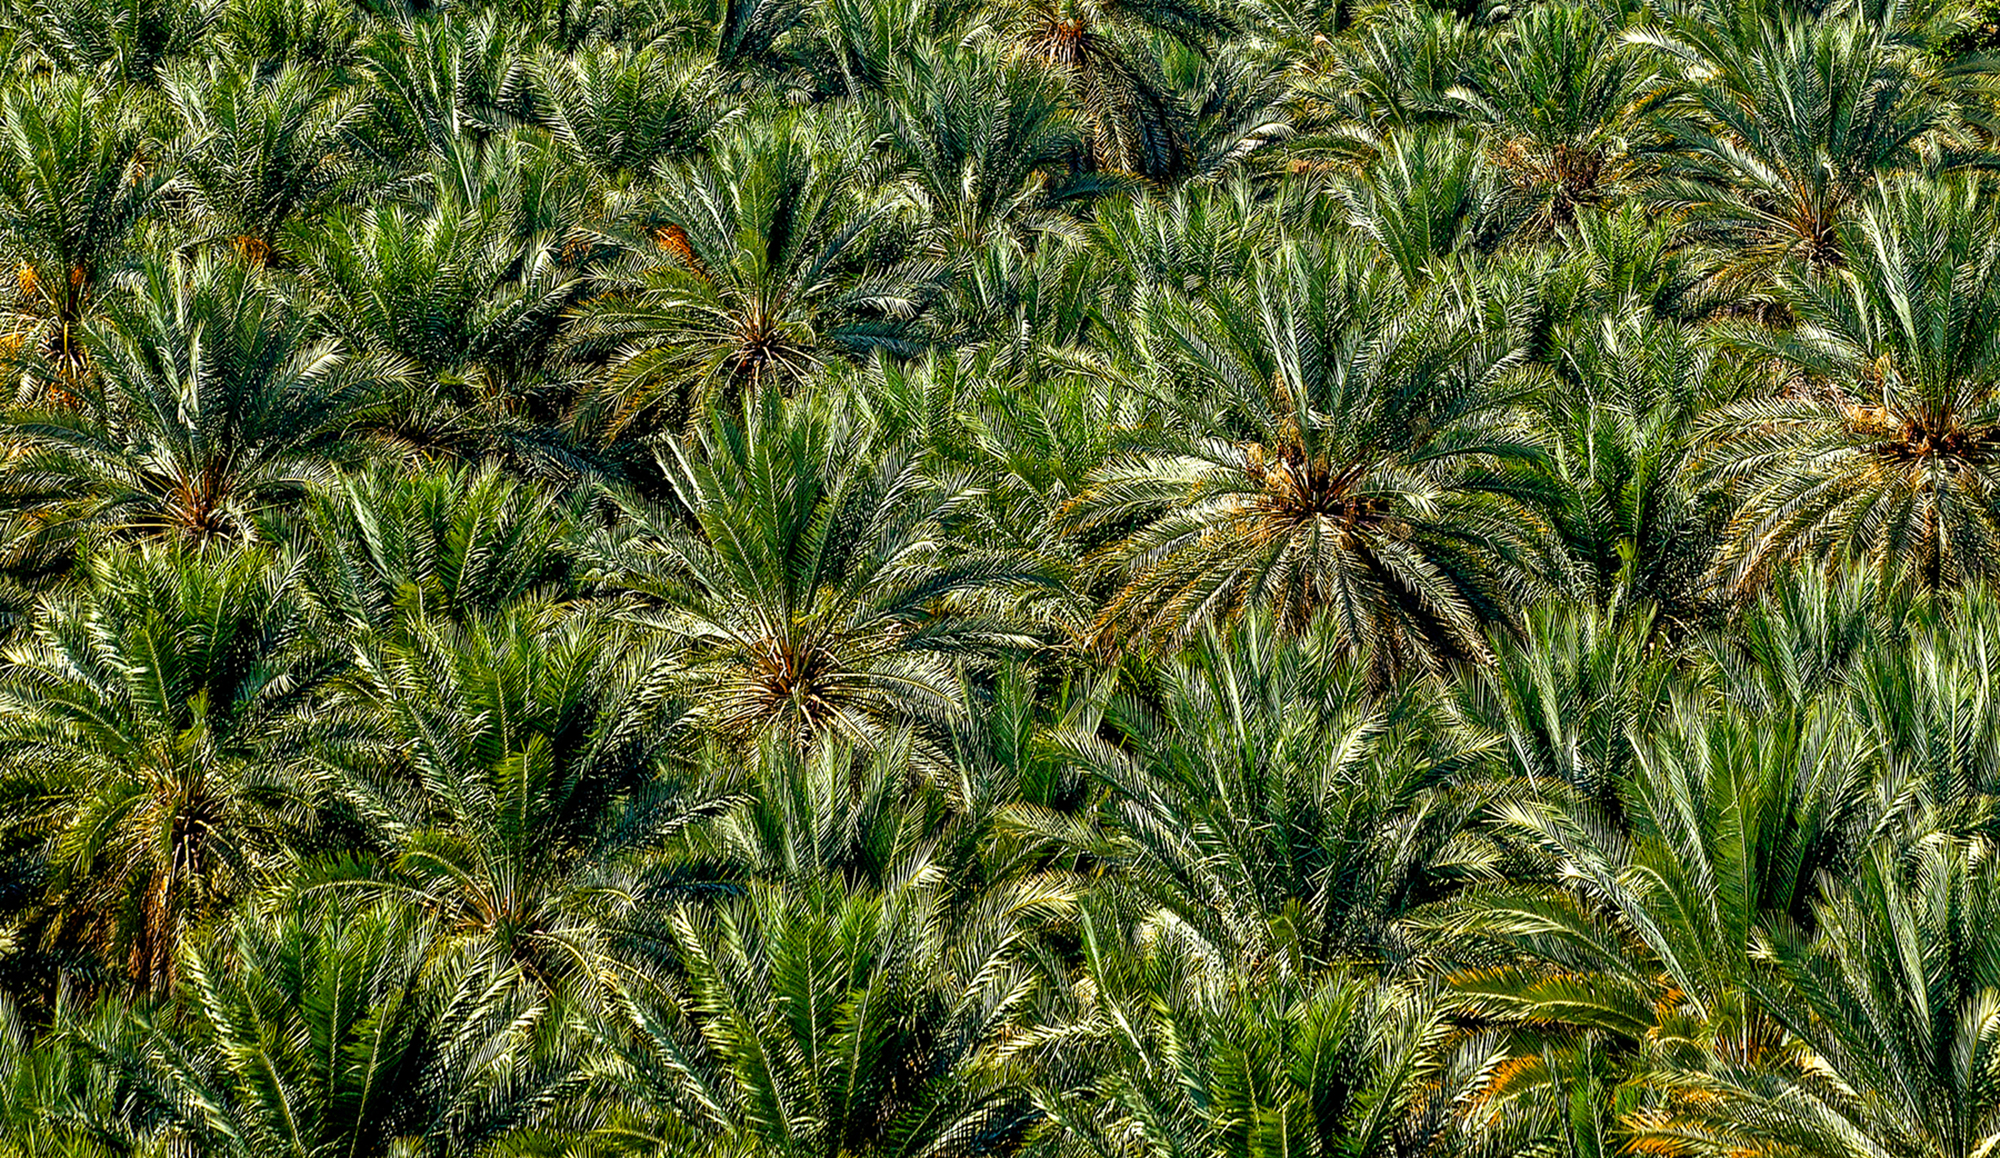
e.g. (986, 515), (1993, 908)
(209, 0), (363, 73)
(292, 193), (592, 463)
(1631, 837), (2000, 1158)
(0, 545), (333, 993)
(0, 0), (212, 83)
(602, 867), (1061, 1158)
(1449, 699), (1871, 1068)
(322, 605), (700, 996)
(1339, 129), (1508, 287)
(357, 10), (535, 161)
(0, 76), (161, 378)
(1706, 177), (2000, 592)
(569, 117), (926, 437)
(533, 43), (731, 190)
(1281, 10), (1484, 158)
(163, 60), (371, 263)
(0, 254), (395, 547)
(1027, 920), (1495, 1158)
(295, 197), (586, 385)
(1522, 314), (1743, 622)
(876, 42), (1098, 258)
(990, 0), (1237, 180)
(303, 461), (584, 636)
(78, 899), (579, 1157)
(1456, 601), (1681, 825)
(1049, 612), (1499, 971)
(1457, 2), (1656, 232)
(0, 991), (144, 1157)
(1844, 586), (2000, 844)
(594, 390), (1043, 747)
(1638, 9), (1990, 285)
(1068, 237), (1531, 675)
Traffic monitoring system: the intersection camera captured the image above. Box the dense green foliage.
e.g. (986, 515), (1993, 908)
(6, 0), (2000, 1153)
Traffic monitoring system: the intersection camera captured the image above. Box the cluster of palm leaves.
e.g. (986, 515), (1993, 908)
(9, 0), (2000, 1153)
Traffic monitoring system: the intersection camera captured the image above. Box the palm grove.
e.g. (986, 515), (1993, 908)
(8, 0), (2000, 1151)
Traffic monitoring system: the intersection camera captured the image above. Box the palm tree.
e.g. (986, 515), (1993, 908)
(568, 116), (928, 437)
(1457, 2), (1657, 232)
(1844, 584), (2000, 844)
(1521, 313), (1743, 622)
(209, 0), (363, 73)
(988, 0), (1238, 180)
(356, 10), (535, 162)
(303, 461), (585, 636)
(0, 76), (161, 378)
(0, 990), (150, 1156)
(319, 605), (702, 997)
(291, 192), (592, 464)
(875, 41), (1100, 258)
(1448, 698), (1872, 1071)
(1705, 177), (2000, 592)
(593, 390), (1043, 747)
(1456, 601), (1681, 825)
(0, 254), (395, 547)
(1339, 129), (1509, 287)
(0, 0), (211, 83)
(1026, 912), (1495, 1158)
(295, 196), (586, 386)
(532, 43), (731, 190)
(1281, 10), (1485, 159)
(163, 60), (372, 264)
(1630, 837), (2000, 1158)
(601, 867), (1061, 1158)
(77, 899), (580, 1157)
(0, 545), (334, 993)
(1637, 7), (1991, 285)
(1049, 612), (1500, 972)
(1067, 237), (1531, 675)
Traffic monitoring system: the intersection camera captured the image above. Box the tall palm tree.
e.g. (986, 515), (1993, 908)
(1050, 612), (1500, 972)
(1025, 911), (1495, 1158)
(569, 116), (929, 437)
(0, 76), (161, 378)
(0, 0), (212, 83)
(1522, 313), (1743, 622)
(988, 0), (1237, 180)
(209, 0), (363, 74)
(163, 60), (372, 264)
(1631, 837), (2000, 1158)
(294, 197), (586, 386)
(1638, 8), (1991, 285)
(291, 192), (592, 464)
(0, 545), (334, 993)
(1067, 237), (1531, 675)
(1705, 177), (2000, 592)
(1448, 698), (1872, 1070)
(594, 390), (1044, 747)
(1280, 9), (1485, 164)
(1339, 129), (1509, 287)
(532, 43), (732, 190)
(1456, 601), (1682, 825)
(77, 899), (580, 1157)
(1457, 2), (1657, 232)
(321, 605), (701, 996)
(357, 10), (535, 162)
(0, 254), (395, 547)
(875, 42), (1100, 258)
(1844, 585), (2000, 843)
(0, 988), (154, 1156)
(303, 461), (585, 636)
(602, 867), (1062, 1158)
